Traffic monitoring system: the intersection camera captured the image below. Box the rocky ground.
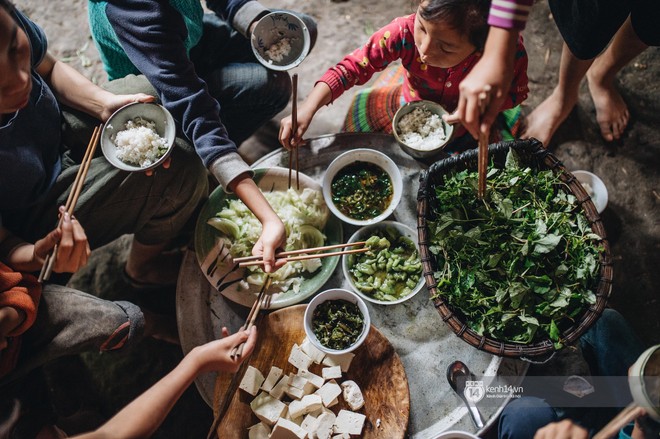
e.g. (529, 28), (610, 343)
(11, 0), (660, 437)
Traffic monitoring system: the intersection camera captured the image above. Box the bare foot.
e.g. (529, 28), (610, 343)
(587, 71), (629, 142)
(521, 87), (579, 147)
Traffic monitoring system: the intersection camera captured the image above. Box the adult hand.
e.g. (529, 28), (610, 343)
(534, 420), (589, 439)
(33, 206), (90, 273)
(252, 217), (287, 273)
(195, 327), (258, 374)
(443, 27), (518, 139)
(99, 93), (155, 122)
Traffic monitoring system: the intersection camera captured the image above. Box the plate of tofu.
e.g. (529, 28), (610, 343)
(211, 304), (410, 438)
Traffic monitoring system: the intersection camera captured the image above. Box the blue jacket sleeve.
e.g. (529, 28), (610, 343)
(104, 0), (250, 187)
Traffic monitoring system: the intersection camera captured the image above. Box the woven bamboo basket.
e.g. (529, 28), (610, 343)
(416, 139), (612, 358)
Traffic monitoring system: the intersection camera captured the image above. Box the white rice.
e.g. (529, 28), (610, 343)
(265, 37), (291, 62)
(113, 117), (168, 167)
(397, 107), (447, 151)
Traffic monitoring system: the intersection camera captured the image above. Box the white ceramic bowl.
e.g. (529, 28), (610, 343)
(392, 100), (454, 160)
(342, 221), (424, 305)
(304, 288), (370, 355)
(251, 11), (311, 71)
(322, 148), (403, 226)
(101, 102), (176, 172)
(628, 344), (660, 422)
(572, 170), (608, 214)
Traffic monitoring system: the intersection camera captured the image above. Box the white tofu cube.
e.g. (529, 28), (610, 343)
(248, 422), (271, 439)
(321, 352), (355, 372)
(331, 434), (350, 439)
(301, 337), (326, 363)
(285, 384), (305, 400)
(289, 344), (313, 371)
(289, 394), (322, 419)
(300, 414), (317, 433)
(270, 375), (289, 400)
(270, 417), (308, 439)
(315, 381), (342, 407)
(262, 366), (284, 392)
(326, 397), (338, 408)
(297, 369), (325, 389)
(288, 374), (308, 389)
(250, 392), (286, 426)
(312, 411), (336, 439)
(239, 366), (265, 396)
(340, 380), (365, 410)
(333, 410), (366, 435)
(321, 365), (342, 380)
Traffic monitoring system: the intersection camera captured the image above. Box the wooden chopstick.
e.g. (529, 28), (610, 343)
(289, 73), (299, 190)
(238, 247), (369, 268)
(477, 85), (491, 200)
(593, 402), (645, 439)
(38, 125), (102, 282)
(230, 276), (272, 359)
(232, 241), (367, 263)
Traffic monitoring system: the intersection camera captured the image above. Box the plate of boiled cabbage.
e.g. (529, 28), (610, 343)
(194, 167), (342, 309)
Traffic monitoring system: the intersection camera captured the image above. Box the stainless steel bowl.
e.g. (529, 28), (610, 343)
(392, 100), (454, 160)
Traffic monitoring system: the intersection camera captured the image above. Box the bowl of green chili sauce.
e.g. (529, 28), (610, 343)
(322, 149), (402, 226)
(304, 288), (370, 354)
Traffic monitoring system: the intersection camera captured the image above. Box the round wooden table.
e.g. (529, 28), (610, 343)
(176, 132), (527, 438)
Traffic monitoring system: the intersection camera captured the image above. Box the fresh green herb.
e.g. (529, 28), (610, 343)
(429, 150), (603, 348)
(347, 227), (422, 301)
(331, 161), (393, 220)
(312, 299), (364, 350)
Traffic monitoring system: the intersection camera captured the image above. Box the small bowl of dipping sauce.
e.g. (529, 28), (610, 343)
(304, 288), (370, 355)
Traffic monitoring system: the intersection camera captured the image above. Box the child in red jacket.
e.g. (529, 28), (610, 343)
(279, 0), (528, 152)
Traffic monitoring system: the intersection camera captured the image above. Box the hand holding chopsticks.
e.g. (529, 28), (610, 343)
(477, 85), (492, 200)
(230, 276), (272, 359)
(235, 241), (368, 268)
(38, 125), (102, 283)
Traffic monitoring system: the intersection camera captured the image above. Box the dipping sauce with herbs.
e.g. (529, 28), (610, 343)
(312, 299), (365, 350)
(331, 161), (393, 220)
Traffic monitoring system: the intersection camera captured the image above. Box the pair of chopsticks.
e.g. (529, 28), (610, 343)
(230, 275), (272, 359)
(477, 85), (492, 200)
(288, 73), (300, 190)
(235, 241), (368, 268)
(207, 277), (272, 439)
(38, 125), (102, 283)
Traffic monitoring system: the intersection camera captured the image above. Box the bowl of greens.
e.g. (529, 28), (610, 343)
(304, 288), (370, 355)
(322, 148), (403, 226)
(343, 221), (424, 305)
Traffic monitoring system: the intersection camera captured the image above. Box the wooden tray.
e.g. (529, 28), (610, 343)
(213, 305), (410, 438)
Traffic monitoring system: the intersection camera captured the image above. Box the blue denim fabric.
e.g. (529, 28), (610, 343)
(498, 309), (647, 438)
(189, 12), (318, 145)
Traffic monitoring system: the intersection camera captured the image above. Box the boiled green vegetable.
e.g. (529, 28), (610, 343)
(347, 227), (422, 301)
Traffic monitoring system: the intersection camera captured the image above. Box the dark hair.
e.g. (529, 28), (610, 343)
(418, 0), (490, 50)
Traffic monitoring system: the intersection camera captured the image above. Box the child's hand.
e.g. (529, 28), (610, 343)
(194, 327), (258, 373)
(279, 105), (315, 150)
(33, 206), (90, 274)
(252, 217), (287, 273)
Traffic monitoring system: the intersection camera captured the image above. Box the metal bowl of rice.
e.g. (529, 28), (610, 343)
(392, 100), (454, 160)
(251, 11), (311, 71)
(101, 102), (176, 172)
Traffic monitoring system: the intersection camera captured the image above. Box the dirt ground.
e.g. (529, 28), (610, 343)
(11, 0), (660, 437)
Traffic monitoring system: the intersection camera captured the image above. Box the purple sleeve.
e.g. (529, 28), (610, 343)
(488, 0), (534, 31)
